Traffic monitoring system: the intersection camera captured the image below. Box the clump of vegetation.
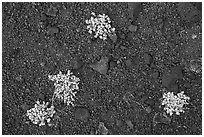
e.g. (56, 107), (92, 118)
(85, 12), (115, 40)
(26, 100), (56, 127)
(26, 70), (80, 127)
(161, 91), (190, 116)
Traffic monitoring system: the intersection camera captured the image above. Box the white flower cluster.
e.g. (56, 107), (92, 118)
(26, 100), (56, 126)
(161, 91), (190, 116)
(48, 70), (80, 106)
(85, 12), (115, 40)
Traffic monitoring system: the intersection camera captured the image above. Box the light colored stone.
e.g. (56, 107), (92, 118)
(128, 25), (138, 32)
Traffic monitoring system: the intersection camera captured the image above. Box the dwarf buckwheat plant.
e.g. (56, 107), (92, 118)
(85, 12), (115, 40)
(161, 91), (190, 116)
(26, 100), (55, 126)
(48, 70), (80, 106)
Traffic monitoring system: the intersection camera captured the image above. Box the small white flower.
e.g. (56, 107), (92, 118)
(48, 70), (80, 106)
(161, 91), (190, 116)
(85, 12), (115, 40)
(26, 100), (55, 126)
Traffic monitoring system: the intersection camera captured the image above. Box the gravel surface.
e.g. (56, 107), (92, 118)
(2, 2), (202, 135)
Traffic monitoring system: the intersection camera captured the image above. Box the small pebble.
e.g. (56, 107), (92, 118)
(46, 6), (58, 17)
(98, 122), (108, 135)
(125, 59), (132, 67)
(74, 107), (90, 122)
(90, 57), (109, 75)
(108, 33), (117, 43)
(116, 119), (123, 127)
(151, 71), (159, 79)
(21, 103), (30, 111)
(47, 27), (59, 35)
(126, 119), (134, 129)
(143, 52), (152, 65)
(145, 106), (152, 113)
(128, 25), (138, 32)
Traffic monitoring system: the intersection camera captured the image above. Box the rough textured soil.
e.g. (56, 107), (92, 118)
(2, 2), (202, 135)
